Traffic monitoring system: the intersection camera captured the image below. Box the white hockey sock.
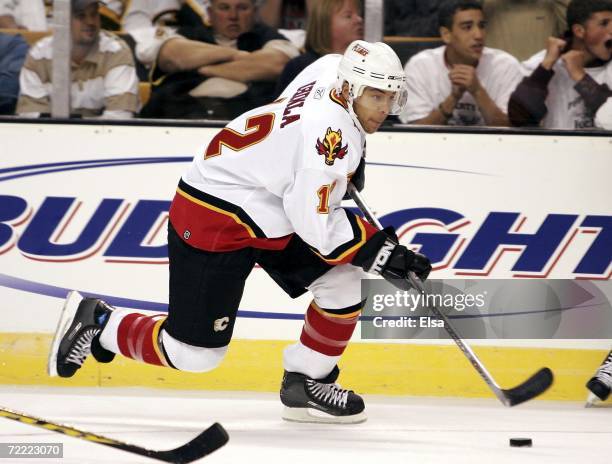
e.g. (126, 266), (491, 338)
(98, 308), (134, 354)
(283, 341), (340, 380)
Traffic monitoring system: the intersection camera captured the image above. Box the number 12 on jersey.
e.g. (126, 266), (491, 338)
(317, 181), (336, 214)
(205, 113), (275, 159)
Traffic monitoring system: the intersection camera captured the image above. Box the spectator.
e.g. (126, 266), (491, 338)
(0, 32), (28, 114)
(140, 0), (299, 119)
(0, 0), (124, 31)
(399, 0), (523, 126)
(98, 1), (211, 82)
(384, 0), (443, 37)
(483, 0), (570, 61)
(258, 0), (314, 30)
(0, 0), (48, 31)
(275, 0), (363, 95)
(509, 0), (612, 130)
(17, 0), (139, 119)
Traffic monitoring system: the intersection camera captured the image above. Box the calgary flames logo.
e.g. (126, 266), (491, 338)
(316, 128), (348, 166)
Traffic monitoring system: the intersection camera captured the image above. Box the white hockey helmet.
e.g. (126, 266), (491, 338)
(337, 40), (408, 115)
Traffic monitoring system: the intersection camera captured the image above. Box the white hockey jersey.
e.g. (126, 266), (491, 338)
(169, 54), (377, 264)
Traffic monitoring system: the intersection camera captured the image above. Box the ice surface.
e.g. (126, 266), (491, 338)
(0, 386), (610, 464)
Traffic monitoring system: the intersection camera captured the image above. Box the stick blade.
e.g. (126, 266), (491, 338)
(151, 422), (229, 463)
(502, 367), (554, 407)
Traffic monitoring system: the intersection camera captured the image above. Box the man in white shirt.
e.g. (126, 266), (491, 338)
(399, 0), (523, 126)
(17, 0), (139, 119)
(508, 0), (612, 130)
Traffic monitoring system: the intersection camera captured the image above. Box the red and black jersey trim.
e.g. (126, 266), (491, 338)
(178, 179), (266, 236)
(311, 209), (378, 265)
(169, 179), (292, 252)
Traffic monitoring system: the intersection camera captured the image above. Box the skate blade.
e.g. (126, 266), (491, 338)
(585, 391), (609, 408)
(47, 291), (84, 377)
(282, 406), (367, 424)
(585, 392), (599, 408)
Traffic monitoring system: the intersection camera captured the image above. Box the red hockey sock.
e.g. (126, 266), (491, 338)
(116, 313), (171, 367)
(299, 301), (361, 356)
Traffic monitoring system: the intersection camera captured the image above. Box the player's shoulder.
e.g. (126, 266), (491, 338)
(288, 54), (360, 139)
(304, 54), (342, 78)
(303, 90), (360, 137)
(280, 54), (341, 95)
(301, 91), (363, 165)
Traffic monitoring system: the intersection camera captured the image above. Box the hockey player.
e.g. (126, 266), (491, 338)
(586, 349), (612, 404)
(47, 40), (431, 424)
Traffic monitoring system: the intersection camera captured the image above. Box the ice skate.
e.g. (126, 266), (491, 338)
(48, 290), (115, 378)
(585, 350), (612, 406)
(280, 366), (366, 424)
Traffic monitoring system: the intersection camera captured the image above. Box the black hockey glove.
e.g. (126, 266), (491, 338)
(353, 230), (432, 290)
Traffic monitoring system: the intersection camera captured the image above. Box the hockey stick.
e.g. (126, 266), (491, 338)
(347, 183), (554, 407)
(0, 405), (228, 463)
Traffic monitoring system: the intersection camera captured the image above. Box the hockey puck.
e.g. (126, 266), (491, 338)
(509, 438), (532, 447)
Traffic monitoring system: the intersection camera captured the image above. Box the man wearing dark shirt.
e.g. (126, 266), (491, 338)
(508, 0), (612, 129)
(141, 0), (298, 119)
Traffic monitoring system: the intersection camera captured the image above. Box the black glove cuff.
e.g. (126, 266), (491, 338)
(352, 230), (392, 270)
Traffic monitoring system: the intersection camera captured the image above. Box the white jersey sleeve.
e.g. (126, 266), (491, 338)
(283, 109), (367, 261)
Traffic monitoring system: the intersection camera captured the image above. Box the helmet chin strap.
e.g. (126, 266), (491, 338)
(345, 88), (366, 134)
(348, 100), (366, 133)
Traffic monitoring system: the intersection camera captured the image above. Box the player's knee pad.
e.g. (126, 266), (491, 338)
(161, 330), (228, 372)
(308, 264), (368, 310)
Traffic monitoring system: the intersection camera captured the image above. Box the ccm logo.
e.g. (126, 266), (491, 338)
(371, 240), (395, 274)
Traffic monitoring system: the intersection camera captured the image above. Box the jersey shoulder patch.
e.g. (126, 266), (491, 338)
(315, 127), (349, 166)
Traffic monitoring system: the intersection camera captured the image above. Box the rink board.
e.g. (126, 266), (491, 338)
(0, 333), (610, 401)
(0, 121), (610, 400)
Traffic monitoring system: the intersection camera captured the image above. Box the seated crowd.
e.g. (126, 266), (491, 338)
(0, 0), (610, 129)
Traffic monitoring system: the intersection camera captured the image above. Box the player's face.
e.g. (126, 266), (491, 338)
(209, 0), (256, 40)
(71, 4), (100, 47)
(580, 11), (612, 62)
(353, 87), (395, 134)
(442, 9), (486, 65)
(330, 0), (364, 54)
